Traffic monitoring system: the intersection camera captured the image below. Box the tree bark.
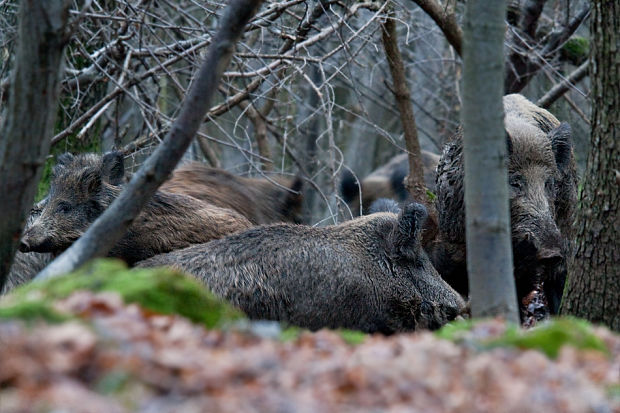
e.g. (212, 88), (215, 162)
(0, 0), (72, 291)
(381, 13), (428, 206)
(560, 0), (619, 331)
(462, 0), (519, 322)
(36, 0), (265, 280)
(299, 65), (322, 224)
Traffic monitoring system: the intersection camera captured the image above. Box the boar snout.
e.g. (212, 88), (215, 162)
(18, 239), (30, 252)
(19, 228), (59, 254)
(536, 246), (562, 267)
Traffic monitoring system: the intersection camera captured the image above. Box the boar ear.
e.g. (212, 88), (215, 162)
(549, 122), (573, 170)
(57, 152), (74, 166)
(397, 202), (428, 244)
(281, 176), (304, 223)
(102, 151), (125, 186)
(52, 153), (75, 178)
(80, 169), (102, 194)
(340, 169), (360, 204)
(390, 164), (409, 201)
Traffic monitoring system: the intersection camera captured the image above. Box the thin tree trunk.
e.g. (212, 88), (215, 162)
(381, 13), (427, 206)
(560, 0), (619, 332)
(36, 0), (265, 280)
(299, 65), (321, 224)
(0, 0), (72, 290)
(462, 0), (519, 322)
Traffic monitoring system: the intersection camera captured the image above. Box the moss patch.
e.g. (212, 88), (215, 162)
(279, 326), (367, 345)
(561, 36), (589, 65)
(426, 189), (437, 203)
(434, 318), (477, 341)
(1, 259), (244, 328)
(436, 317), (610, 359)
(0, 299), (68, 324)
(338, 329), (367, 345)
(487, 318), (609, 359)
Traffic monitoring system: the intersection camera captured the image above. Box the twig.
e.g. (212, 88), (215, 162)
(537, 61), (589, 108)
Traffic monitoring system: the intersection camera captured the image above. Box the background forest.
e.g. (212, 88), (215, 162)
(0, 0), (617, 410)
(0, 0), (592, 222)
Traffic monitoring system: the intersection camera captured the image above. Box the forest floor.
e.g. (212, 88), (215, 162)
(0, 262), (618, 413)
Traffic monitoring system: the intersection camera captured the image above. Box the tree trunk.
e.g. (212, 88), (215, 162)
(36, 0), (265, 280)
(299, 65), (322, 224)
(380, 13), (427, 205)
(462, 0), (519, 322)
(560, 0), (619, 332)
(0, 0), (72, 290)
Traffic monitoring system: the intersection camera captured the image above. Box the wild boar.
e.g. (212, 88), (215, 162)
(431, 94), (577, 315)
(137, 203), (467, 334)
(368, 198), (402, 214)
(3, 252), (52, 294)
(161, 163), (303, 225)
(3, 201), (52, 294)
(341, 150), (440, 217)
(19, 152), (252, 264)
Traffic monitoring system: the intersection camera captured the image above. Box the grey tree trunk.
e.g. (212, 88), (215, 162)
(560, 0), (619, 332)
(0, 0), (72, 291)
(36, 0), (265, 280)
(299, 65), (322, 224)
(462, 0), (519, 322)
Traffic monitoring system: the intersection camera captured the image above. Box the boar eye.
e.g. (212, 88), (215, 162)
(56, 202), (72, 214)
(545, 177), (556, 193)
(509, 175), (524, 192)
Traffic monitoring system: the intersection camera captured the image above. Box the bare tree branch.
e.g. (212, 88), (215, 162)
(36, 0), (265, 280)
(505, 2), (591, 93)
(381, 12), (427, 205)
(408, 0), (463, 56)
(537, 61), (589, 108)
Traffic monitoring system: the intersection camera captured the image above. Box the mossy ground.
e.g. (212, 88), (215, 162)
(0, 259), (244, 328)
(280, 326), (367, 345)
(437, 317), (610, 359)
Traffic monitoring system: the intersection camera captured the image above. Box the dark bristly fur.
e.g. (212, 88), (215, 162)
(137, 203), (467, 334)
(160, 162), (303, 225)
(3, 252), (52, 294)
(19, 152), (252, 264)
(3, 199), (52, 294)
(341, 150), (440, 216)
(432, 94), (578, 315)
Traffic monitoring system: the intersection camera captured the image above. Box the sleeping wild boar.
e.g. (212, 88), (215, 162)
(138, 202), (467, 334)
(19, 152), (252, 264)
(161, 163), (303, 225)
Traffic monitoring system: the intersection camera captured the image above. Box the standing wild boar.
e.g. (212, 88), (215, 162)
(432, 94), (577, 316)
(161, 163), (303, 225)
(19, 152), (252, 264)
(341, 150), (440, 216)
(137, 203), (467, 334)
